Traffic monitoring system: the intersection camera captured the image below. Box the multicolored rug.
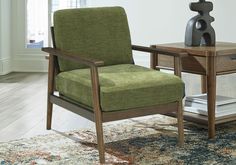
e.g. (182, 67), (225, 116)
(1, 115), (236, 165)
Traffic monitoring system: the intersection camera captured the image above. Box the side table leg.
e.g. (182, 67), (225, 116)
(201, 75), (207, 93)
(206, 55), (216, 139)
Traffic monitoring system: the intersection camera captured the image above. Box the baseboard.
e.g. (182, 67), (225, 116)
(0, 58), (12, 75)
(12, 55), (48, 72)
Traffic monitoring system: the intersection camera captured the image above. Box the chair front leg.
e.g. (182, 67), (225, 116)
(46, 101), (53, 130)
(94, 111), (105, 163)
(90, 65), (105, 163)
(47, 54), (56, 130)
(177, 100), (184, 146)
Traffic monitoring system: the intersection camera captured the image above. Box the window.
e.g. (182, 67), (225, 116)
(26, 0), (86, 48)
(26, 0), (48, 48)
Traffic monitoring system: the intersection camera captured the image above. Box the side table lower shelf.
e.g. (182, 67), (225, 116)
(183, 111), (236, 125)
(167, 111), (236, 126)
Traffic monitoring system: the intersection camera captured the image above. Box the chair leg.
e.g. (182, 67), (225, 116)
(47, 54), (55, 130)
(95, 116), (105, 163)
(46, 100), (53, 130)
(177, 100), (184, 146)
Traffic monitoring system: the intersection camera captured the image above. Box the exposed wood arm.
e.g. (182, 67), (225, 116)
(42, 47), (103, 113)
(132, 45), (188, 58)
(42, 47), (104, 67)
(132, 45), (188, 78)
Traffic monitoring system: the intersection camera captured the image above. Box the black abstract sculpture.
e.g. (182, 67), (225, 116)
(185, 0), (215, 46)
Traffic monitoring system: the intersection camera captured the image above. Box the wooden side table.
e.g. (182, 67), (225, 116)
(151, 42), (236, 139)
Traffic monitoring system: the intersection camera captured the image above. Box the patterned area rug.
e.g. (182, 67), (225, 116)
(1, 115), (236, 165)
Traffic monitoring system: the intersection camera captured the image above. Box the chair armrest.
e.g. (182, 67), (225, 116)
(132, 45), (188, 77)
(42, 47), (104, 67)
(132, 45), (188, 58)
(43, 47), (103, 113)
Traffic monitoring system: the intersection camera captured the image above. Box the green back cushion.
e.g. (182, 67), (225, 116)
(53, 7), (134, 71)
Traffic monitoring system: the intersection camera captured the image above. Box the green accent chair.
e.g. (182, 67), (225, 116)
(42, 7), (186, 164)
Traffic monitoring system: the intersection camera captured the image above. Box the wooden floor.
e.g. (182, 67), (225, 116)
(0, 72), (93, 142)
(0, 72), (236, 142)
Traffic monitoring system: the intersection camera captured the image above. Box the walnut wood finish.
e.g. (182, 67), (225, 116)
(150, 45), (159, 70)
(174, 56), (182, 78)
(206, 53), (216, 138)
(155, 42), (236, 57)
(152, 42), (236, 139)
(43, 41), (185, 163)
(90, 65), (105, 162)
(46, 54), (55, 130)
(42, 47), (104, 67)
(201, 75), (207, 93)
(177, 101), (184, 146)
(132, 45), (188, 58)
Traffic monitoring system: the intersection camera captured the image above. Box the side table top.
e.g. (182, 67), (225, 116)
(154, 42), (236, 56)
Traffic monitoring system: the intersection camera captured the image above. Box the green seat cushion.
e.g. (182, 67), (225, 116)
(54, 7), (134, 71)
(55, 64), (184, 112)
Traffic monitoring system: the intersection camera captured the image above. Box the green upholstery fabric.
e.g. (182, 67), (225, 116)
(56, 64), (185, 112)
(54, 7), (134, 71)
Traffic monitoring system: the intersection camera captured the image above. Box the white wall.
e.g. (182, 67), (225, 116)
(0, 0), (12, 75)
(87, 0), (236, 66)
(87, 0), (236, 44)
(88, 0), (190, 45)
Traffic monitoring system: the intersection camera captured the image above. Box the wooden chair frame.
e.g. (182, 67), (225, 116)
(42, 38), (187, 163)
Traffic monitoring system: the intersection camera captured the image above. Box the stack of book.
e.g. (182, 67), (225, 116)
(184, 94), (236, 118)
